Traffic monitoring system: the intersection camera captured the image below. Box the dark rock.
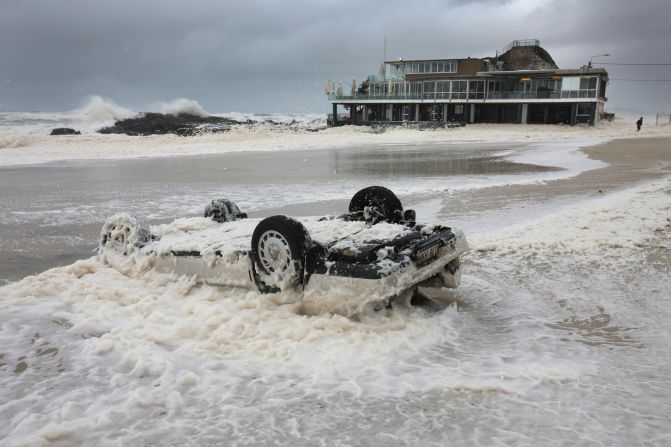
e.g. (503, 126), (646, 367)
(50, 128), (81, 135)
(96, 112), (328, 136)
(97, 113), (240, 136)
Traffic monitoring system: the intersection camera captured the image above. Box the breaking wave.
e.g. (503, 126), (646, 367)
(154, 98), (209, 117)
(0, 134), (31, 149)
(72, 96), (134, 122)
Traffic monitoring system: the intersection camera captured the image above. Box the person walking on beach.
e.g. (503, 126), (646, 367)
(636, 117), (643, 131)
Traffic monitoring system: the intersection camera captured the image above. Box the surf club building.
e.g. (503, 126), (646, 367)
(326, 40), (609, 126)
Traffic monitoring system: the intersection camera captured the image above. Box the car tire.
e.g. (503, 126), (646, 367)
(99, 213), (150, 255)
(251, 215), (312, 292)
(440, 258), (462, 288)
(349, 186), (403, 223)
(204, 199), (246, 223)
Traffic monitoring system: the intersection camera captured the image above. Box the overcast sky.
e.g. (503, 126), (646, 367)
(1, 0), (670, 114)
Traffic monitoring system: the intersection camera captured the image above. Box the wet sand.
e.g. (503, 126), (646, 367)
(407, 137), (671, 230)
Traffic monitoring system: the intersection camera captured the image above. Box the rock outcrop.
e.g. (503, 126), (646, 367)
(97, 113), (326, 136)
(97, 113), (242, 136)
(50, 128), (81, 135)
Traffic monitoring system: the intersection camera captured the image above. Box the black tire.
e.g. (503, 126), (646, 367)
(251, 215), (312, 291)
(204, 199), (245, 223)
(99, 213), (151, 255)
(349, 186), (403, 223)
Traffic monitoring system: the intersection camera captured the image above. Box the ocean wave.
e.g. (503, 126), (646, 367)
(153, 98), (209, 117)
(0, 133), (31, 149)
(70, 95), (134, 123)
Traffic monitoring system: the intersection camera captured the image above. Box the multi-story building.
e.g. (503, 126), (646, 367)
(326, 40), (609, 126)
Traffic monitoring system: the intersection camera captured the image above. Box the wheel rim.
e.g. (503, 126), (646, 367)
(258, 230), (292, 276)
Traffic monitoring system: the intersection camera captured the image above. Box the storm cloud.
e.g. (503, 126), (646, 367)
(0, 0), (669, 114)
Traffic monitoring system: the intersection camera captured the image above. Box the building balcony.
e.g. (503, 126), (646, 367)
(328, 93), (423, 101)
(328, 89), (598, 102)
(487, 90), (597, 99)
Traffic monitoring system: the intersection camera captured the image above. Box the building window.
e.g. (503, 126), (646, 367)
(405, 60), (457, 74)
(580, 77), (597, 90)
(436, 80), (450, 99)
(561, 76), (597, 98)
(451, 80), (467, 99)
(423, 81), (435, 99)
(468, 80), (484, 99)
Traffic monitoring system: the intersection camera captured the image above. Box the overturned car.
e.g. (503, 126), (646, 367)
(99, 186), (468, 317)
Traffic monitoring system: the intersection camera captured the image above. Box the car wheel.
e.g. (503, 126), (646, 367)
(251, 215), (312, 292)
(204, 199), (246, 223)
(349, 186), (403, 224)
(440, 258), (462, 288)
(99, 213), (150, 255)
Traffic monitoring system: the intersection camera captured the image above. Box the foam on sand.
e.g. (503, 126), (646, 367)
(1, 107), (671, 166)
(1, 176), (670, 444)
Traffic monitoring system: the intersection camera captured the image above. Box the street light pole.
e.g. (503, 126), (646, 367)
(588, 53), (610, 68)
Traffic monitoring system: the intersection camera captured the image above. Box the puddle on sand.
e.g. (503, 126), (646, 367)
(547, 306), (642, 347)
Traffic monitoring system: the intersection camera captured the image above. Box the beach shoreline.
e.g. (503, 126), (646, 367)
(2, 114), (671, 167)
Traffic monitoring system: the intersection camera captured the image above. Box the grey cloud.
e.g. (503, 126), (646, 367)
(0, 0), (669, 113)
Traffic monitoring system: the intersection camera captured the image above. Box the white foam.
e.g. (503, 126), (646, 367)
(1, 111), (670, 167)
(71, 95), (134, 123)
(153, 98), (209, 117)
(1, 176), (670, 444)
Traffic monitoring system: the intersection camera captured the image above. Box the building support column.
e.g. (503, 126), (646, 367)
(415, 104), (420, 122)
(350, 104), (356, 125)
(589, 103), (596, 126)
(469, 104), (475, 123)
(443, 104), (448, 123)
(570, 103), (577, 126)
(386, 104), (393, 122)
(332, 103), (338, 127)
(516, 104), (522, 123)
(544, 104), (550, 124)
(521, 104), (528, 124)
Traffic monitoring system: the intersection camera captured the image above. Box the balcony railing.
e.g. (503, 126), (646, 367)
(328, 89), (597, 101)
(328, 93), (423, 101)
(487, 90), (597, 99)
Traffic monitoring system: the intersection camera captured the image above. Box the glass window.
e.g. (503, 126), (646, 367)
(580, 77), (597, 90)
(562, 76), (580, 91)
(436, 80), (450, 99)
(423, 81), (435, 99)
(468, 80), (484, 99)
(451, 80), (467, 99)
